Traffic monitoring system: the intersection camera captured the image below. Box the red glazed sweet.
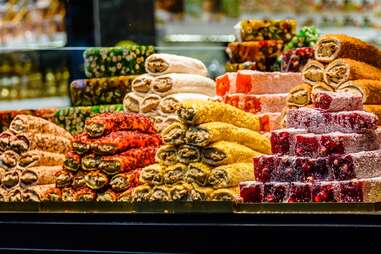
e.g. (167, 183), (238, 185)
(239, 181), (263, 203)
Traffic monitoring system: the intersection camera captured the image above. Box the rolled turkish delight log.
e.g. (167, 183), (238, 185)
(281, 47), (315, 72)
(232, 70), (303, 95)
(63, 151), (82, 172)
(210, 187), (240, 201)
(139, 164), (165, 185)
(0, 131), (15, 152)
(184, 162), (212, 186)
(2, 170), (20, 189)
(99, 146), (158, 175)
(178, 100), (260, 131)
(90, 131), (162, 155)
(312, 91), (363, 112)
(72, 172), (86, 189)
(163, 163), (187, 185)
(150, 185), (173, 201)
(110, 169), (140, 192)
(62, 188), (75, 202)
(189, 183), (213, 201)
(337, 80), (381, 104)
(130, 184), (152, 202)
(20, 166), (61, 186)
(286, 108), (378, 133)
(226, 40), (283, 63)
(55, 170), (73, 188)
(162, 122), (187, 145)
(10, 133), (71, 155)
(85, 112), (157, 138)
(22, 184), (61, 202)
(131, 74), (154, 94)
(160, 93), (210, 114)
(10, 115), (72, 139)
(312, 82), (335, 96)
(171, 182), (192, 201)
(185, 122), (270, 154)
(324, 58), (381, 88)
(177, 145), (201, 164)
(201, 141), (262, 166)
(208, 163), (253, 188)
(287, 83), (312, 107)
(145, 53), (208, 77)
(84, 171), (109, 190)
(271, 128), (307, 155)
(83, 46), (155, 78)
(302, 60), (325, 85)
(80, 154), (100, 172)
(315, 34), (381, 68)
(364, 105), (381, 125)
(155, 145), (178, 166)
(19, 151), (65, 169)
(70, 75), (136, 106)
(0, 150), (19, 169)
(225, 61), (258, 72)
(234, 19), (296, 42)
(74, 187), (97, 201)
(97, 189), (118, 202)
(151, 73), (215, 97)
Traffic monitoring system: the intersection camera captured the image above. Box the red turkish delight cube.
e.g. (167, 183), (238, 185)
(338, 180), (363, 202)
(239, 181), (263, 203)
(295, 134), (319, 157)
(253, 155), (280, 182)
(223, 94), (243, 109)
(263, 182), (290, 202)
(271, 128), (307, 155)
(216, 72), (236, 97)
(312, 182), (337, 202)
(312, 91), (363, 112)
(288, 182), (312, 202)
(242, 95), (261, 114)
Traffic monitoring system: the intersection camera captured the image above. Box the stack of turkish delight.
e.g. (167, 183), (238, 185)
(133, 100), (271, 202)
(123, 53), (215, 133)
(0, 115), (72, 202)
(216, 70), (302, 131)
(56, 112), (161, 202)
(288, 34), (381, 125)
(240, 92), (381, 203)
(226, 19), (296, 72)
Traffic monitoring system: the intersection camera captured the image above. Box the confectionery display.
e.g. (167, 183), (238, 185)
(123, 53), (215, 133)
(240, 91), (381, 203)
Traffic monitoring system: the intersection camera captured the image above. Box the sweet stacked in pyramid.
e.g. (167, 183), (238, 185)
(240, 91), (381, 203)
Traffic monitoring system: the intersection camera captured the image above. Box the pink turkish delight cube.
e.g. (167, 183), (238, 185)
(295, 134), (320, 157)
(338, 180), (363, 202)
(287, 108), (378, 133)
(271, 128), (307, 155)
(253, 155), (280, 182)
(312, 91), (363, 112)
(239, 181), (263, 203)
(263, 182), (290, 202)
(287, 182), (312, 202)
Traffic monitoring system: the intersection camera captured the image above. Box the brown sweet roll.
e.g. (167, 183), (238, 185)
(8, 188), (22, 202)
(55, 170), (73, 188)
(84, 171), (109, 190)
(132, 74), (154, 94)
(0, 188), (8, 202)
(110, 169), (141, 192)
(123, 92), (143, 113)
(11, 133), (71, 155)
(158, 116), (182, 134)
(210, 187), (240, 201)
(315, 34), (381, 68)
(74, 187), (97, 201)
(171, 182), (192, 201)
(62, 188), (75, 202)
(97, 189), (118, 202)
(141, 94), (162, 114)
(20, 166), (61, 186)
(0, 150), (19, 169)
(302, 60), (325, 85)
(163, 163), (187, 185)
(130, 184), (152, 202)
(64, 151), (82, 172)
(161, 122), (187, 145)
(0, 131), (15, 152)
(177, 145), (201, 164)
(324, 58), (381, 88)
(311, 82), (335, 95)
(117, 188), (134, 202)
(81, 154), (101, 171)
(287, 83), (312, 107)
(159, 94), (210, 115)
(150, 185), (173, 201)
(155, 145), (178, 166)
(189, 183), (213, 201)
(18, 151), (65, 169)
(72, 172), (87, 189)
(184, 162), (211, 186)
(22, 184), (60, 202)
(2, 170), (20, 189)
(139, 164), (165, 185)
(337, 79), (381, 104)
(9, 114), (72, 139)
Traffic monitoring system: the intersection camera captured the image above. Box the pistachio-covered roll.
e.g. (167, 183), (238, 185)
(97, 189), (118, 202)
(208, 163), (253, 188)
(140, 164), (165, 185)
(171, 182), (191, 201)
(287, 83), (313, 107)
(145, 53), (208, 77)
(72, 133), (92, 155)
(0, 131), (15, 152)
(150, 185), (173, 201)
(202, 141), (262, 166)
(10, 115), (72, 139)
(155, 145), (178, 166)
(74, 187), (97, 201)
(20, 166), (61, 186)
(184, 162), (212, 186)
(8, 188), (22, 202)
(131, 74), (154, 94)
(72, 172), (86, 189)
(2, 170), (20, 188)
(81, 154), (101, 171)
(123, 92), (143, 113)
(62, 188), (76, 202)
(185, 122), (270, 154)
(163, 163), (187, 185)
(311, 82), (335, 95)
(302, 60), (325, 85)
(178, 100), (260, 131)
(131, 185), (152, 202)
(55, 170), (73, 188)
(84, 171), (110, 190)
(11, 133), (71, 155)
(189, 183), (213, 201)
(324, 58), (381, 88)
(151, 73), (215, 97)
(177, 145), (201, 164)
(315, 34), (381, 68)
(337, 79), (381, 104)
(162, 122), (187, 145)
(19, 151), (65, 169)
(0, 150), (19, 169)
(110, 169), (140, 192)
(22, 184), (57, 202)
(210, 187), (240, 201)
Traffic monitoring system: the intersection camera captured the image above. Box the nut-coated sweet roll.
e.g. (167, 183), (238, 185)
(140, 164), (165, 185)
(155, 145), (178, 166)
(97, 189), (118, 202)
(19, 151), (65, 169)
(184, 162), (212, 186)
(110, 169), (141, 192)
(302, 60), (325, 86)
(287, 83), (312, 107)
(84, 171), (110, 190)
(337, 79), (381, 104)
(208, 163), (254, 188)
(163, 163), (187, 185)
(20, 166), (61, 186)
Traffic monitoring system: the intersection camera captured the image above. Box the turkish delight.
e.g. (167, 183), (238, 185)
(225, 61), (258, 72)
(215, 72), (237, 97)
(284, 26), (319, 51)
(286, 108), (378, 133)
(312, 91), (363, 112)
(281, 47), (315, 72)
(337, 79), (381, 104)
(271, 128), (307, 155)
(226, 41), (283, 64)
(288, 182), (312, 202)
(258, 113), (282, 132)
